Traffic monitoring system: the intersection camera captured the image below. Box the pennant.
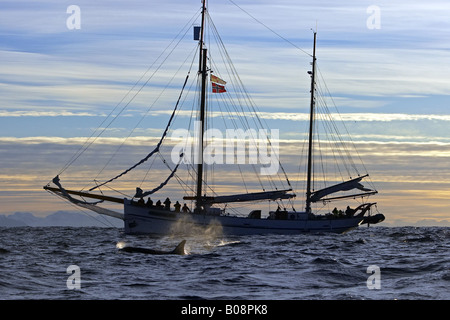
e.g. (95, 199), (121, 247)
(212, 83), (226, 93)
(210, 74), (226, 85)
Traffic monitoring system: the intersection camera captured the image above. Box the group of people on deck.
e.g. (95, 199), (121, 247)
(136, 197), (191, 213)
(332, 203), (374, 218)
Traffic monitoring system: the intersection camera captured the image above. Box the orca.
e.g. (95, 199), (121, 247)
(119, 240), (186, 255)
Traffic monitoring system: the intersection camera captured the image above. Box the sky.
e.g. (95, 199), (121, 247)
(0, 0), (449, 226)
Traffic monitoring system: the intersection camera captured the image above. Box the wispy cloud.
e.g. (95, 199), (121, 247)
(148, 109), (450, 122)
(1, 137), (449, 223)
(0, 110), (101, 117)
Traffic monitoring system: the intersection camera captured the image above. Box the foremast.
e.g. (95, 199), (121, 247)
(195, 0), (208, 212)
(305, 31), (317, 214)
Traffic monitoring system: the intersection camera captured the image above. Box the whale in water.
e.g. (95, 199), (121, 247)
(118, 240), (186, 255)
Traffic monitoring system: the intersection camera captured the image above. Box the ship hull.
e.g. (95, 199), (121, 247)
(123, 200), (364, 236)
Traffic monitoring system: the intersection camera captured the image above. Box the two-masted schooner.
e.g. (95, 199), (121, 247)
(44, 1), (385, 235)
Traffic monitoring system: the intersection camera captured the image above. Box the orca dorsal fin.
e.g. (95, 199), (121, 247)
(172, 240), (186, 255)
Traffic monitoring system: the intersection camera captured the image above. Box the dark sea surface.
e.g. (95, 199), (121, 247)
(0, 226), (448, 300)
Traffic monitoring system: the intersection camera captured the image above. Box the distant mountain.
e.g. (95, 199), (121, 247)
(0, 215), (27, 227)
(0, 211), (122, 228)
(414, 219), (450, 227)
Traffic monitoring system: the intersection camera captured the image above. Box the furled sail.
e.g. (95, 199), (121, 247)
(45, 176), (124, 220)
(310, 175), (374, 202)
(52, 175), (103, 206)
(184, 189), (295, 204)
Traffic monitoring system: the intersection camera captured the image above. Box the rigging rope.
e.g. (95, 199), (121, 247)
(207, 13), (293, 192)
(133, 153), (183, 198)
(227, 0), (312, 57)
(88, 74), (190, 191)
(54, 8), (201, 181)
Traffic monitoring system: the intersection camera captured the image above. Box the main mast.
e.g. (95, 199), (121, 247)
(305, 32), (317, 213)
(196, 0), (208, 212)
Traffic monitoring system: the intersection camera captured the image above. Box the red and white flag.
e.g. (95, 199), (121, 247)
(212, 82), (226, 93)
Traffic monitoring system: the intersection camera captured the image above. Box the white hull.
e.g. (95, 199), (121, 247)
(123, 200), (364, 235)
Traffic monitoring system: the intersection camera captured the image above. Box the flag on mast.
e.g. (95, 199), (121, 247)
(210, 74), (226, 85)
(212, 83), (226, 93)
(210, 74), (226, 93)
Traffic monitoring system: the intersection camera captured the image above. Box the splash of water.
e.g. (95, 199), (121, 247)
(115, 241), (127, 249)
(217, 240), (241, 247)
(169, 215), (223, 239)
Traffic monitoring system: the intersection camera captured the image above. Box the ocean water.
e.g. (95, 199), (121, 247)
(0, 226), (448, 300)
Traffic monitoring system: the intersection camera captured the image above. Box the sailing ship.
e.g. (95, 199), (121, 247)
(44, 1), (385, 235)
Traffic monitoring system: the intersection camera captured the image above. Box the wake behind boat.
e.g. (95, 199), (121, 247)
(44, 1), (384, 235)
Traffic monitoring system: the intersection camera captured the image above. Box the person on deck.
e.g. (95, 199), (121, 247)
(182, 203), (190, 213)
(345, 206), (356, 217)
(164, 197), (171, 210)
(174, 201), (181, 212)
(332, 207), (339, 217)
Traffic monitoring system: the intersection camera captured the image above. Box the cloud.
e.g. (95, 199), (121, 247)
(0, 132), (449, 225)
(145, 109), (450, 122)
(317, 47), (450, 97)
(0, 136), (161, 146)
(2, 1), (450, 115)
(0, 110), (101, 117)
(257, 112), (450, 122)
